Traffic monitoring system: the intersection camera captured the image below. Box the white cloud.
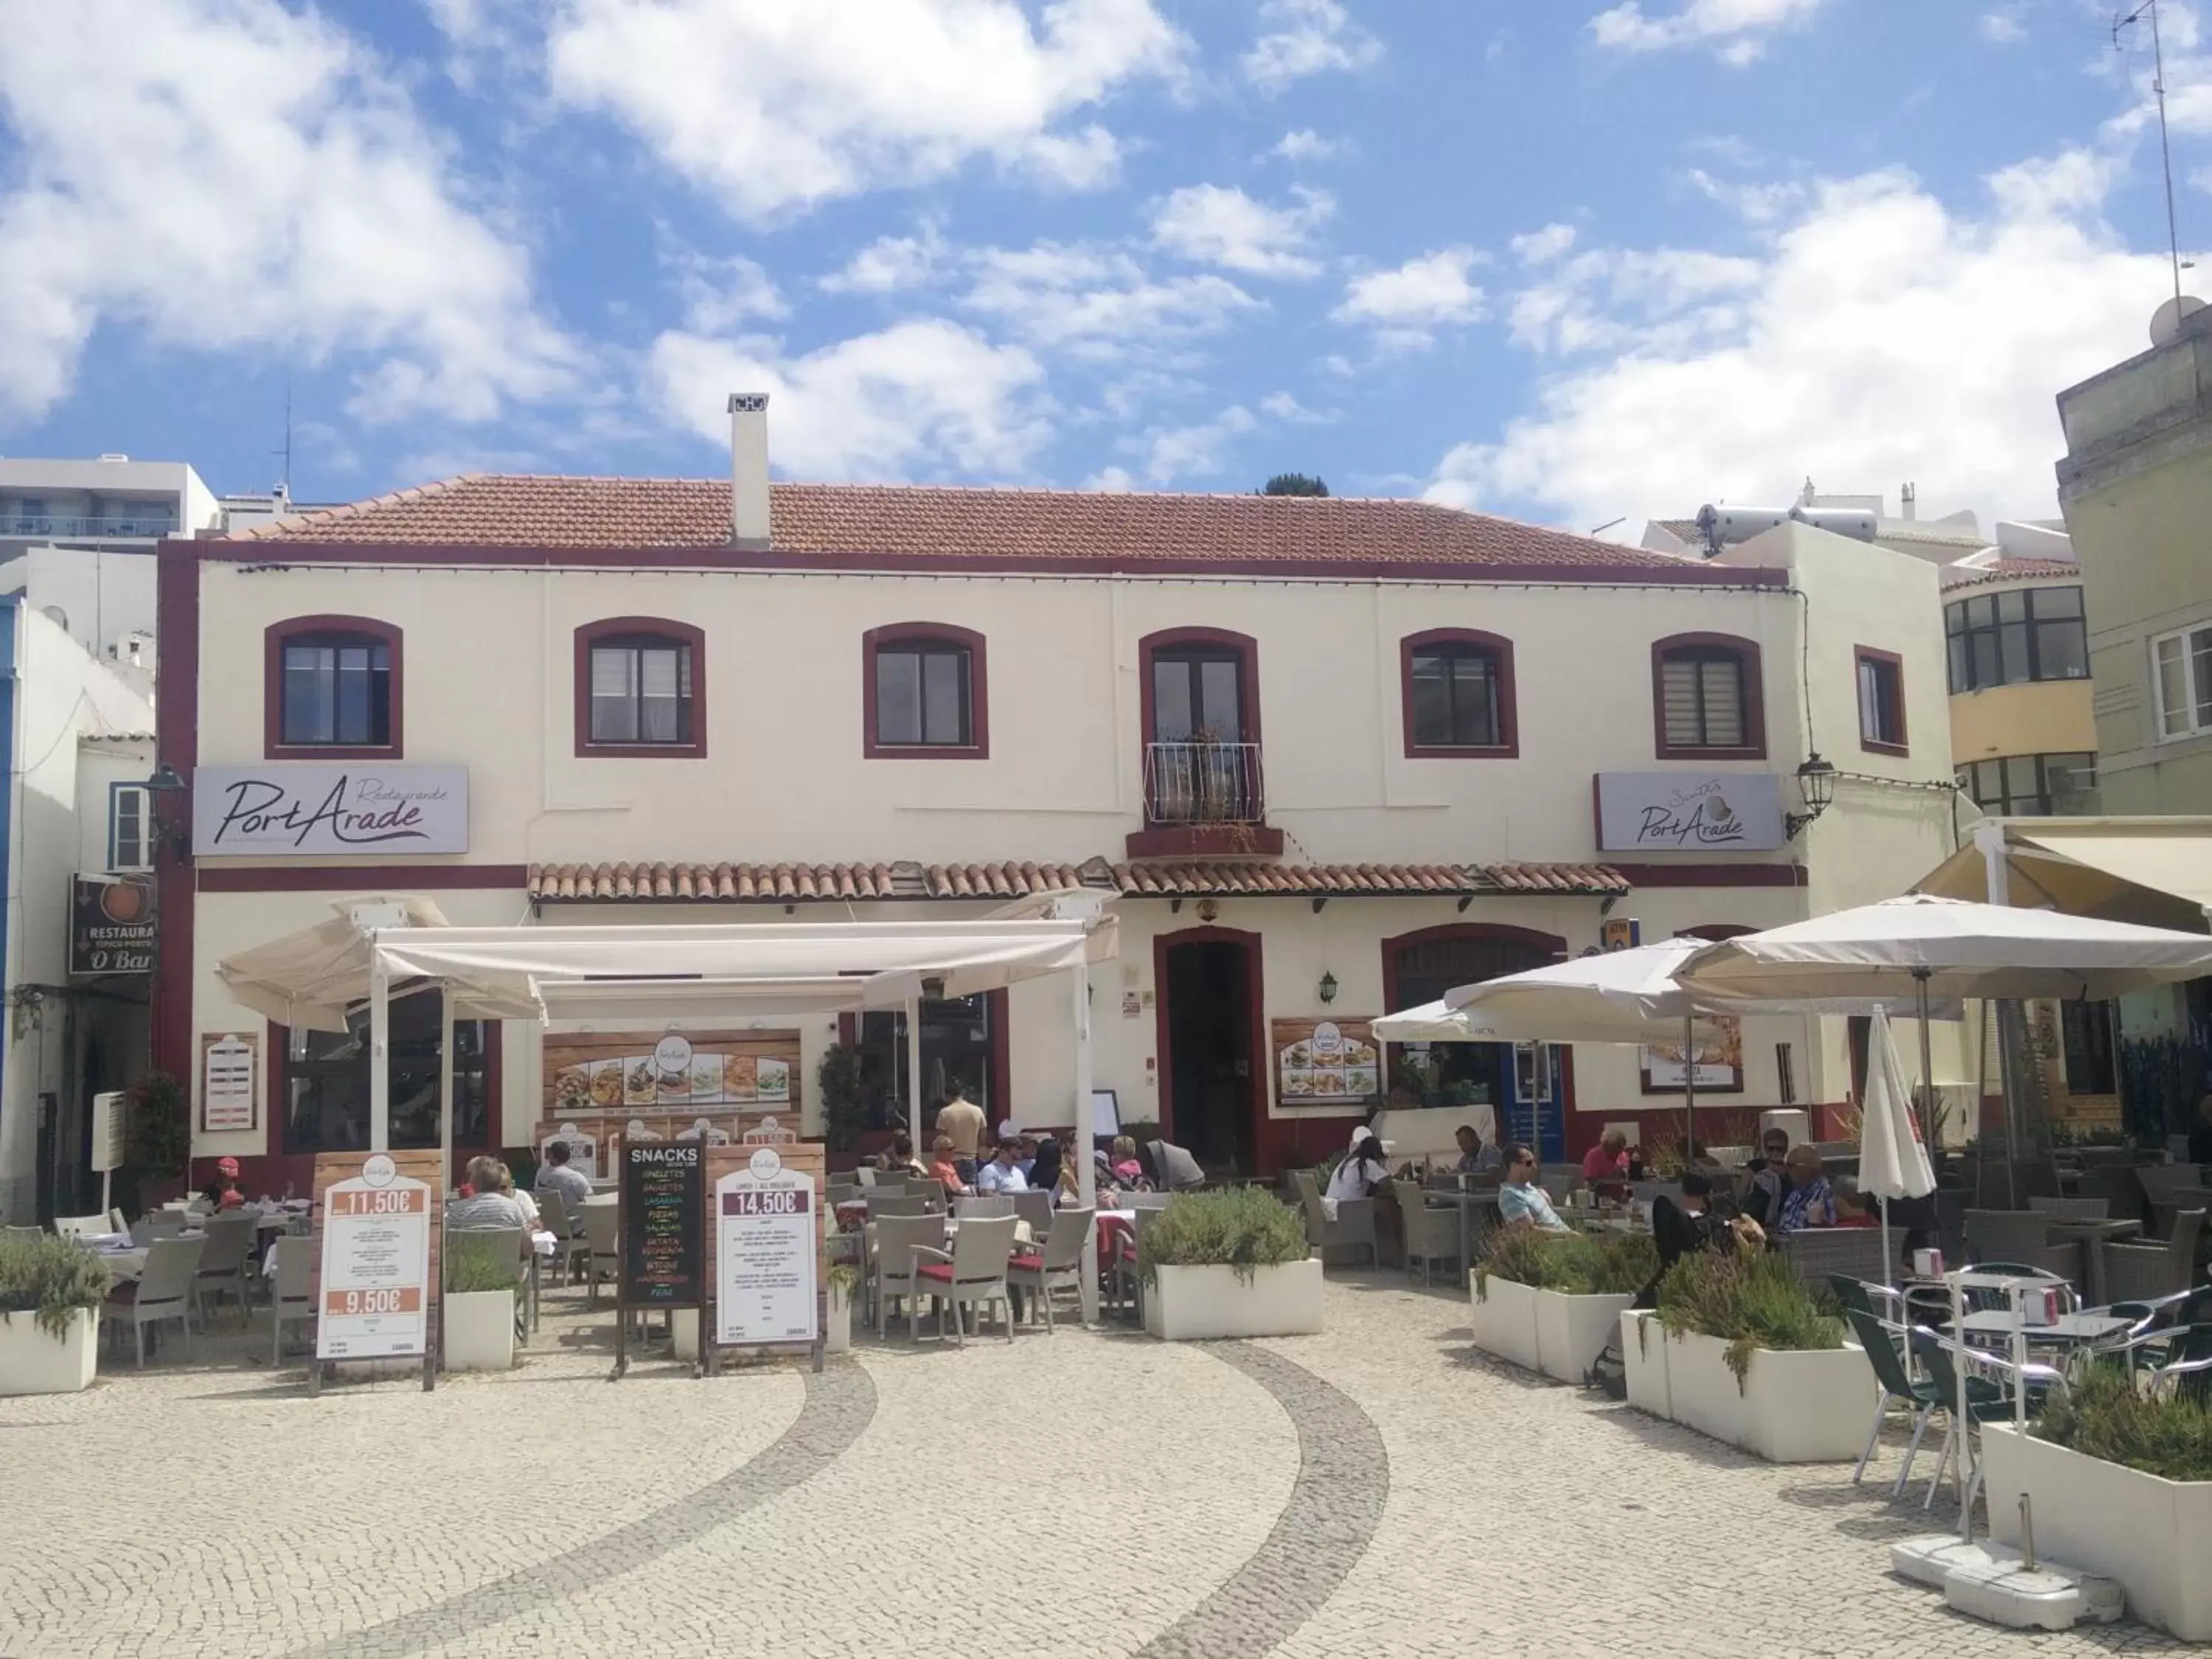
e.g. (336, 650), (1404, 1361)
(1686, 167), (1807, 223)
(1242, 0), (1383, 91)
(1334, 247), (1488, 344)
(545, 0), (1186, 222)
(672, 254), (789, 331)
(1082, 465), (1136, 491)
(650, 317), (1051, 480)
(1151, 184), (1333, 276)
(961, 240), (1264, 355)
(1510, 223), (1579, 264)
(1268, 128), (1345, 164)
(1428, 156), (2171, 529)
(821, 226), (951, 294)
(1259, 390), (1340, 422)
(1978, 9), (2028, 45)
(1121, 404), (1257, 482)
(1588, 0), (1826, 63)
(0, 0), (577, 427)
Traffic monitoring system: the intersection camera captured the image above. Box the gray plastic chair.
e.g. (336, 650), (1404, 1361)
(192, 1214), (258, 1321)
(1012, 1189), (1056, 1237)
(1394, 1178), (1461, 1287)
(535, 1188), (590, 1285)
(271, 1241), (315, 1366)
(106, 1235), (204, 1366)
(1294, 1170), (1377, 1267)
(912, 1214), (1019, 1346)
(1006, 1207), (1093, 1332)
(129, 1211), (187, 1247)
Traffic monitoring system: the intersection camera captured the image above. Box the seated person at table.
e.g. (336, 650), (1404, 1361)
(1581, 1130), (1630, 1183)
(535, 1140), (594, 1213)
(201, 1155), (246, 1212)
(1743, 1128), (1791, 1227)
(1110, 1135), (1145, 1185)
(1498, 1144), (1570, 1232)
(928, 1134), (973, 1197)
(1454, 1124), (1502, 1175)
(446, 1157), (535, 1231)
(494, 1166), (541, 1231)
(877, 1133), (928, 1180)
(1831, 1183), (1880, 1228)
(976, 1137), (1031, 1194)
(1326, 1134), (1391, 1203)
(1774, 1146), (1837, 1234)
(1028, 1136), (1073, 1206)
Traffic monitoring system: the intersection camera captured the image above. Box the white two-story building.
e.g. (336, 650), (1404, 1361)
(151, 403), (1964, 1194)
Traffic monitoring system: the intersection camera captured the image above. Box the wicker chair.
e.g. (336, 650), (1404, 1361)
(1394, 1179), (1463, 1287)
(2101, 1208), (2208, 1304)
(580, 1197), (619, 1304)
(104, 1236), (205, 1367)
(1005, 1206), (1093, 1332)
(192, 1214), (260, 1321)
(1963, 1209), (2083, 1286)
(2028, 1196), (2110, 1220)
(2150, 1186), (2212, 1245)
(872, 1214), (947, 1339)
(1293, 1170), (1377, 1268)
(911, 1214), (1020, 1346)
(1778, 1228), (1890, 1286)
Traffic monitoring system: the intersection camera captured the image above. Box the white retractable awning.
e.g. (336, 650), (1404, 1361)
(1917, 817), (2212, 928)
(215, 897), (543, 1033)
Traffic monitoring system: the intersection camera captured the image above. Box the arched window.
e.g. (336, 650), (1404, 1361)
(265, 615), (402, 758)
(1401, 628), (1518, 757)
(1651, 633), (1764, 759)
(863, 622), (987, 757)
(575, 617), (706, 757)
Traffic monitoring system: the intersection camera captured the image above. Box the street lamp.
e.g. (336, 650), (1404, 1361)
(1317, 970), (1338, 1005)
(1785, 752), (1837, 841)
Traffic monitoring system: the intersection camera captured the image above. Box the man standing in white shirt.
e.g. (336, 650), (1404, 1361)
(975, 1137), (1030, 1194)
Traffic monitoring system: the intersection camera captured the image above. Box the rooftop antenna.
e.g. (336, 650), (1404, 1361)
(2116, 1), (2189, 306)
(275, 375), (293, 500)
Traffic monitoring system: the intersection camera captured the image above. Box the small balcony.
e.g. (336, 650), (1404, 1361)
(1132, 741), (1282, 859)
(0, 513), (177, 540)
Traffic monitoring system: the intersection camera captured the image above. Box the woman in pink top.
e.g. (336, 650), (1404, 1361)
(1580, 1130), (1630, 1183)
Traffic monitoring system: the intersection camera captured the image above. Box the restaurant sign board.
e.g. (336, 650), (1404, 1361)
(714, 1147), (819, 1349)
(622, 1142), (704, 1310)
(69, 875), (156, 975)
(1595, 772), (1785, 853)
(316, 1152), (435, 1360)
(192, 765), (470, 857)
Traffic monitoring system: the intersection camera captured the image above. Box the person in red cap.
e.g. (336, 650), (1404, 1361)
(201, 1155), (246, 1211)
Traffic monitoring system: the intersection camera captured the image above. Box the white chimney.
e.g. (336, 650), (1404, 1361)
(728, 392), (771, 548)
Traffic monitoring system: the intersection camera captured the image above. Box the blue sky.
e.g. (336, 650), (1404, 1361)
(1, 0), (2206, 532)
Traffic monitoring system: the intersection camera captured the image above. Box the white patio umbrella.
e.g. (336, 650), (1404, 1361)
(1371, 999), (1510, 1043)
(1857, 1006), (1936, 1285)
(1676, 894), (2212, 1142)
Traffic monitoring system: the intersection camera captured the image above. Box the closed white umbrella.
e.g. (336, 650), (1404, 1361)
(1857, 1006), (1936, 1285)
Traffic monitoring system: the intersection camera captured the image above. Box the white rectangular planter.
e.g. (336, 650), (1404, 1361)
(1661, 1328), (1871, 1462)
(1144, 1260), (1324, 1340)
(1466, 1274), (1543, 1373)
(1621, 1310), (1670, 1419)
(826, 1282), (852, 1353)
(0, 1308), (97, 1395)
(442, 1290), (515, 1372)
(1981, 1425), (2212, 1642)
(1534, 1288), (1635, 1385)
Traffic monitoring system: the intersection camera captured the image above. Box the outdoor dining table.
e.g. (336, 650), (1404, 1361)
(2042, 1217), (2144, 1306)
(1958, 1309), (2132, 1351)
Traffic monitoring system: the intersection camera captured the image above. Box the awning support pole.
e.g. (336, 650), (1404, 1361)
(1072, 962), (1098, 1325)
(905, 998), (925, 1158)
(369, 943), (390, 1154)
(439, 979), (456, 1190)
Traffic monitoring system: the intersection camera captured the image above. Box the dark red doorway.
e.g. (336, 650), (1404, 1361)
(1153, 926), (1265, 1177)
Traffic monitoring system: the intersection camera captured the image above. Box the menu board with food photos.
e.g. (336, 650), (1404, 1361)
(1272, 1018), (1383, 1107)
(544, 1029), (799, 1115)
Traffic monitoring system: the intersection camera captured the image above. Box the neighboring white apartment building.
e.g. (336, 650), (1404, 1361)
(150, 409), (1961, 1196)
(0, 596), (157, 1222)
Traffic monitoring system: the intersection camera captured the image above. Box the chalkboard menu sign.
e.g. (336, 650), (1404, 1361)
(622, 1142), (703, 1310)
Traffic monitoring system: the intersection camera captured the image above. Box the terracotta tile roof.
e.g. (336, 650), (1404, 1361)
(1938, 557), (2081, 593)
(527, 859), (1629, 902)
(223, 473), (1713, 574)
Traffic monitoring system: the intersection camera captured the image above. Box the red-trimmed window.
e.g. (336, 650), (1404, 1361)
(575, 618), (706, 758)
(1652, 633), (1765, 759)
(1402, 629), (1517, 757)
(1855, 644), (1908, 756)
(863, 623), (987, 757)
(266, 616), (402, 759)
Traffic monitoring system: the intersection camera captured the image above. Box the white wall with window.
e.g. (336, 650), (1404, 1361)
(2151, 621), (2212, 742)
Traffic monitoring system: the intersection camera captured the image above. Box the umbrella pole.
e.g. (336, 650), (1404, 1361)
(1914, 970), (1936, 1152)
(1682, 1012), (1697, 1161)
(439, 979), (455, 1194)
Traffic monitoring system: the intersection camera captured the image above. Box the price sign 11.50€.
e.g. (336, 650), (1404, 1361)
(318, 1153), (433, 1360)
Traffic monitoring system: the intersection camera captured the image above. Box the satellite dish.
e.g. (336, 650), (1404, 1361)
(2149, 294), (2206, 347)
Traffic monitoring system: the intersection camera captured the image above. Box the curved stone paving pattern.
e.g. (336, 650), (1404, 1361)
(1134, 1342), (1389, 1659)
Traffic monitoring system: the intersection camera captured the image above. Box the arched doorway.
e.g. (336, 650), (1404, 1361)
(1153, 925), (1265, 1176)
(1381, 923), (1568, 1161)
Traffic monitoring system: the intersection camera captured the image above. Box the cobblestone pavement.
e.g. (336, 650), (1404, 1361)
(0, 1270), (2191, 1658)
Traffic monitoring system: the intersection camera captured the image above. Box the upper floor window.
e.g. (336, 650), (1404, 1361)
(1651, 633), (1764, 759)
(1855, 646), (1907, 755)
(1956, 752), (2097, 817)
(575, 618), (706, 758)
(265, 616), (401, 758)
(1137, 627), (1263, 829)
(1944, 585), (2087, 693)
(862, 623), (988, 758)
(1401, 629), (1517, 757)
(108, 783), (152, 873)
(1152, 645), (1245, 743)
(2152, 623), (2212, 742)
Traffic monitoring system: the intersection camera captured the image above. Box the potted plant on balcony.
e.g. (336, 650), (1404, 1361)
(1650, 1247), (1865, 1462)
(1470, 1225), (1655, 1382)
(0, 1234), (110, 1395)
(1978, 1366), (2212, 1641)
(442, 1234), (519, 1372)
(1142, 1188), (1321, 1340)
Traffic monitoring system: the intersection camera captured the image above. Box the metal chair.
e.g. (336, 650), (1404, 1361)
(1394, 1179), (1461, 1287)
(192, 1214), (258, 1321)
(2028, 1196), (2110, 1220)
(270, 1240), (315, 1366)
(580, 1197), (620, 1304)
(872, 1214), (946, 1339)
(1846, 1308), (1943, 1496)
(1293, 1170), (1377, 1268)
(105, 1236), (204, 1366)
(912, 1214), (1020, 1346)
(1910, 1326), (2065, 1514)
(1006, 1206), (1093, 1332)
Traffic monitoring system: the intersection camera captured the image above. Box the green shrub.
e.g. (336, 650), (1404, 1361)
(1475, 1224), (1658, 1298)
(1656, 1246), (1842, 1388)
(1141, 1188), (1309, 1285)
(0, 1234), (113, 1341)
(444, 1235), (521, 1294)
(2037, 1363), (2212, 1484)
